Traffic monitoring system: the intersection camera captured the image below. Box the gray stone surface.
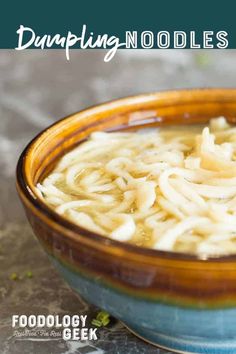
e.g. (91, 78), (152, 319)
(0, 49), (236, 353)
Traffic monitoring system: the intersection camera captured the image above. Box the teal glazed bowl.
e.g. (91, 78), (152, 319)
(16, 89), (236, 353)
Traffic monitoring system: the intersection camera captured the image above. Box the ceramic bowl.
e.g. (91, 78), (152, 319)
(16, 89), (236, 354)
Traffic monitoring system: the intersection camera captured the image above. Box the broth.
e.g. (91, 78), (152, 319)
(36, 117), (236, 256)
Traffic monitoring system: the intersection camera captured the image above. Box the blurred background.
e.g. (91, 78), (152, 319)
(1, 49), (236, 354)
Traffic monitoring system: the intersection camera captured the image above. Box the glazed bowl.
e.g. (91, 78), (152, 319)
(16, 89), (236, 354)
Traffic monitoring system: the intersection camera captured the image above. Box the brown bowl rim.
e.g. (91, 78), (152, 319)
(16, 88), (236, 263)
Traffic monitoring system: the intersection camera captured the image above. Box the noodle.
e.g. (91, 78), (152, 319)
(35, 117), (236, 256)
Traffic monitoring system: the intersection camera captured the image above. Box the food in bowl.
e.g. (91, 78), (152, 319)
(36, 116), (236, 256)
(17, 90), (236, 354)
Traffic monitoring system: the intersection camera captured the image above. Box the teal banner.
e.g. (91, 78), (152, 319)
(1, 0), (236, 49)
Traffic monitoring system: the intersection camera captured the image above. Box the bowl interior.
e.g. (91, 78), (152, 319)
(17, 88), (236, 263)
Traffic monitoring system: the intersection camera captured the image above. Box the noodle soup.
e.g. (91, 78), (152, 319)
(36, 117), (236, 256)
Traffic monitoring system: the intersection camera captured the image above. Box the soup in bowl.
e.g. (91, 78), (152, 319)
(16, 89), (236, 353)
(36, 116), (236, 257)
